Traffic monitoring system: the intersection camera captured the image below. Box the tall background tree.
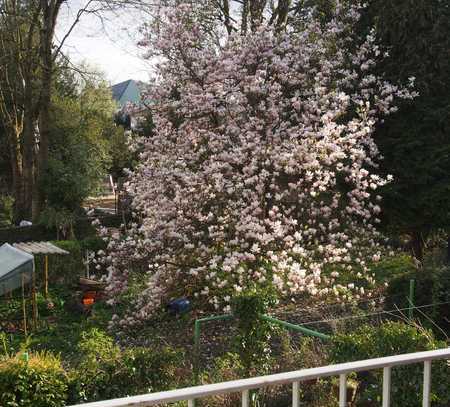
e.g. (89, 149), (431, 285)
(0, 0), (41, 221)
(42, 67), (118, 213)
(0, 0), (149, 223)
(361, 0), (450, 260)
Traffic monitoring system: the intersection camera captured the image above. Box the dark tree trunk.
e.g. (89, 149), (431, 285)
(410, 231), (424, 262)
(276, 0), (291, 30)
(249, 0), (267, 32)
(222, 0), (233, 35)
(35, 68), (52, 221)
(6, 127), (27, 223)
(241, 0), (249, 34)
(34, 1), (60, 222)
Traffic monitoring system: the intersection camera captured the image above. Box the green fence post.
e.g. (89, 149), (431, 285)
(194, 319), (200, 385)
(408, 279), (415, 320)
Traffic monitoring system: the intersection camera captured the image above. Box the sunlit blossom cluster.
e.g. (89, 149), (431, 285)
(96, 2), (416, 327)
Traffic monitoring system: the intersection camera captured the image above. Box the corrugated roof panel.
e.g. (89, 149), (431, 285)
(12, 242), (69, 255)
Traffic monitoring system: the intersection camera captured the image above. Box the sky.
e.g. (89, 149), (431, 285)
(56, 2), (152, 85)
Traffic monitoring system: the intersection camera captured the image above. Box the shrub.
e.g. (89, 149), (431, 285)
(33, 240), (83, 287)
(371, 254), (416, 282)
(0, 351), (68, 407)
(331, 322), (450, 406)
(385, 265), (450, 334)
(232, 288), (278, 375)
(201, 353), (246, 407)
(69, 328), (184, 403)
(32, 238), (108, 288)
(68, 328), (120, 401)
(79, 236), (106, 253)
(0, 195), (14, 227)
(120, 345), (184, 394)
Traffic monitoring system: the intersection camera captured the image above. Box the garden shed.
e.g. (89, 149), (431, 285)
(0, 241), (69, 334)
(0, 243), (34, 295)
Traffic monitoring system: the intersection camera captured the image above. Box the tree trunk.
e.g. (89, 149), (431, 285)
(6, 127), (26, 223)
(222, 0), (233, 35)
(22, 112), (35, 221)
(410, 231), (424, 262)
(249, 0), (267, 32)
(34, 1), (59, 221)
(276, 0), (291, 30)
(241, 0), (249, 34)
(34, 69), (52, 221)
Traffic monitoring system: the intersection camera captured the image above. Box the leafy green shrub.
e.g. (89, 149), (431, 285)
(120, 345), (184, 395)
(0, 351), (68, 407)
(79, 236), (106, 253)
(232, 288), (278, 375)
(371, 254), (416, 282)
(69, 328), (184, 403)
(36, 292), (62, 318)
(331, 322), (450, 406)
(0, 195), (14, 227)
(69, 328), (120, 401)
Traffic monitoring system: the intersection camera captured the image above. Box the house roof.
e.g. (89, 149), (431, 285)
(111, 79), (132, 102)
(111, 79), (142, 107)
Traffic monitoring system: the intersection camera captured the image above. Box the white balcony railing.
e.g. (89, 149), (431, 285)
(68, 347), (450, 407)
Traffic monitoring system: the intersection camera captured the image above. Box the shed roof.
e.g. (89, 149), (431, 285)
(12, 241), (69, 255)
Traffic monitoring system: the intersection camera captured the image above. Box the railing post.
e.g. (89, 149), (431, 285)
(292, 381), (300, 407)
(188, 399), (195, 407)
(339, 373), (347, 407)
(382, 366), (391, 407)
(242, 389), (249, 407)
(423, 360), (431, 407)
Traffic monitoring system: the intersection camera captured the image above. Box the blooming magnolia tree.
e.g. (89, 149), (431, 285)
(96, 2), (415, 326)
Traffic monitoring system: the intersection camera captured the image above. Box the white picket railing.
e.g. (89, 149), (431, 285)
(69, 348), (450, 407)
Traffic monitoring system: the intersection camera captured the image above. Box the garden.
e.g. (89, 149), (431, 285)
(1, 239), (450, 406)
(1, 0), (450, 406)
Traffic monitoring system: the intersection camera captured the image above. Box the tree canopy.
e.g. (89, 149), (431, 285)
(363, 0), (450, 259)
(98, 2), (415, 326)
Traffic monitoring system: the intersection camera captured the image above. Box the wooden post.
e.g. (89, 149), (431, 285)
(21, 274), (27, 337)
(32, 262), (38, 330)
(44, 255), (49, 298)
